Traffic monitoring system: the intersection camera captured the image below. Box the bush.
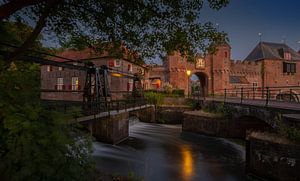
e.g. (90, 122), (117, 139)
(163, 82), (173, 94)
(0, 60), (94, 180)
(172, 89), (185, 97)
(276, 115), (300, 144)
(144, 92), (164, 105)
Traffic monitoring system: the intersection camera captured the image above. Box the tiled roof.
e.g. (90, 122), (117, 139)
(244, 42), (300, 61)
(229, 76), (249, 84)
(51, 48), (109, 62)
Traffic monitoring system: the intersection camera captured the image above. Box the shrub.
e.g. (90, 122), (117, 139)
(172, 89), (185, 97)
(144, 92), (164, 105)
(276, 115), (300, 144)
(163, 82), (173, 94)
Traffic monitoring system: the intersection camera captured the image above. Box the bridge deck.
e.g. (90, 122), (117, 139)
(75, 104), (153, 123)
(193, 97), (300, 112)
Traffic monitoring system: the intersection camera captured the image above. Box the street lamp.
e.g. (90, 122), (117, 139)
(186, 70), (191, 97)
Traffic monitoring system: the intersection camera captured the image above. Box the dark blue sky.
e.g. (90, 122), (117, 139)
(202, 0), (300, 60)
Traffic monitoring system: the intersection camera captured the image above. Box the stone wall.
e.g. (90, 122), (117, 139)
(247, 133), (300, 180)
(157, 105), (191, 124)
(129, 106), (156, 123)
(86, 112), (129, 144)
(182, 111), (229, 137)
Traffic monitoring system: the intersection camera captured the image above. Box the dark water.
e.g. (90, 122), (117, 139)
(92, 121), (245, 181)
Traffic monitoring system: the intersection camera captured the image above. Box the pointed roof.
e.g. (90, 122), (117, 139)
(244, 42), (300, 61)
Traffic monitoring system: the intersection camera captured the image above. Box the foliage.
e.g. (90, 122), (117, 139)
(202, 102), (232, 118)
(144, 89), (185, 97)
(2, 0), (229, 62)
(0, 21), (94, 180)
(144, 92), (164, 105)
(163, 82), (173, 94)
(275, 115), (300, 144)
(172, 89), (185, 97)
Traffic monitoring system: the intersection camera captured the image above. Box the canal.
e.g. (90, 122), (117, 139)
(92, 121), (245, 181)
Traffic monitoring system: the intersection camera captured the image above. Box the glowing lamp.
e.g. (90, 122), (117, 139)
(186, 70), (191, 76)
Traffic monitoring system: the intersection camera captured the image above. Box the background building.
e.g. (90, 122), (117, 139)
(41, 48), (146, 101)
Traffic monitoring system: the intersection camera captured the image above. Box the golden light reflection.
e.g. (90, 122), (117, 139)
(111, 73), (123, 77)
(181, 146), (193, 181)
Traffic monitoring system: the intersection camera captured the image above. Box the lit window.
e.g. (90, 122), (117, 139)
(72, 77), (79, 90)
(47, 65), (52, 72)
(57, 77), (64, 90)
(73, 62), (78, 66)
(115, 59), (121, 67)
(128, 64), (132, 72)
(58, 67), (64, 71)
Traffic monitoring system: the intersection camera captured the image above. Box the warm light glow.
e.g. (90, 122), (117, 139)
(181, 146), (193, 180)
(186, 70), (191, 76)
(156, 79), (161, 89)
(111, 73), (123, 77)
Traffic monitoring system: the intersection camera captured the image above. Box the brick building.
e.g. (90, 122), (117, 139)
(41, 41), (300, 102)
(41, 48), (146, 101)
(147, 42), (300, 101)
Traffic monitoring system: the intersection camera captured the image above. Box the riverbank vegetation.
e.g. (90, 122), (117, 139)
(0, 21), (94, 180)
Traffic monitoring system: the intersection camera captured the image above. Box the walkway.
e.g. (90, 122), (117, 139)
(75, 104), (153, 123)
(192, 96), (300, 112)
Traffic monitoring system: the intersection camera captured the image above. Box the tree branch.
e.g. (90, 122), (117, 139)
(0, 0), (47, 20)
(6, 0), (60, 63)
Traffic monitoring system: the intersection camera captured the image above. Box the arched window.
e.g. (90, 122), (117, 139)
(224, 51), (228, 58)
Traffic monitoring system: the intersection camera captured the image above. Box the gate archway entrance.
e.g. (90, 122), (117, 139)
(191, 72), (209, 97)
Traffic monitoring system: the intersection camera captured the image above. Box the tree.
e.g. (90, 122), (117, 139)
(0, 0), (229, 62)
(0, 21), (93, 181)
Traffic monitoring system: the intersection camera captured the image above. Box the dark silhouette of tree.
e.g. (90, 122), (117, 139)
(0, 0), (229, 62)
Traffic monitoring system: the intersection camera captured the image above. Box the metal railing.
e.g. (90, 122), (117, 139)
(42, 97), (148, 117)
(83, 98), (148, 115)
(212, 86), (300, 106)
(192, 85), (300, 107)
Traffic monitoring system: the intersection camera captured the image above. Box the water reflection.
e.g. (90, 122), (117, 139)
(181, 146), (193, 181)
(92, 122), (245, 180)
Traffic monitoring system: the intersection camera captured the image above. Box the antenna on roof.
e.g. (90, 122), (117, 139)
(281, 35), (286, 44)
(258, 33), (262, 42)
(216, 23), (219, 31)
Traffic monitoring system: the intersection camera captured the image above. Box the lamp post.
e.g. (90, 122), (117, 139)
(186, 70), (191, 98)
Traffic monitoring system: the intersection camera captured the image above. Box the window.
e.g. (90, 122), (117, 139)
(58, 67), (64, 71)
(108, 60), (114, 67)
(47, 65), (52, 72)
(127, 79), (133, 91)
(56, 77), (64, 90)
(284, 52), (291, 60)
(291, 63), (296, 73)
(73, 62), (78, 66)
(128, 64), (132, 72)
(71, 77), (79, 90)
(115, 59), (121, 67)
(253, 82), (258, 87)
(225, 51), (228, 58)
(283, 62), (296, 74)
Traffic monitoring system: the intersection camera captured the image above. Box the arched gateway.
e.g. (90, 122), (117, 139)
(191, 72), (209, 97)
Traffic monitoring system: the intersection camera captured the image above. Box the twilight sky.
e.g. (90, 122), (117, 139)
(201, 0), (300, 61)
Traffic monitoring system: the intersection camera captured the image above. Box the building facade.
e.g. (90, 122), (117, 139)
(41, 42), (300, 102)
(147, 42), (300, 101)
(41, 48), (146, 101)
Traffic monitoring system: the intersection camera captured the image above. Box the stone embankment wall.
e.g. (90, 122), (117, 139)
(155, 97), (192, 124)
(182, 111), (229, 136)
(247, 133), (300, 180)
